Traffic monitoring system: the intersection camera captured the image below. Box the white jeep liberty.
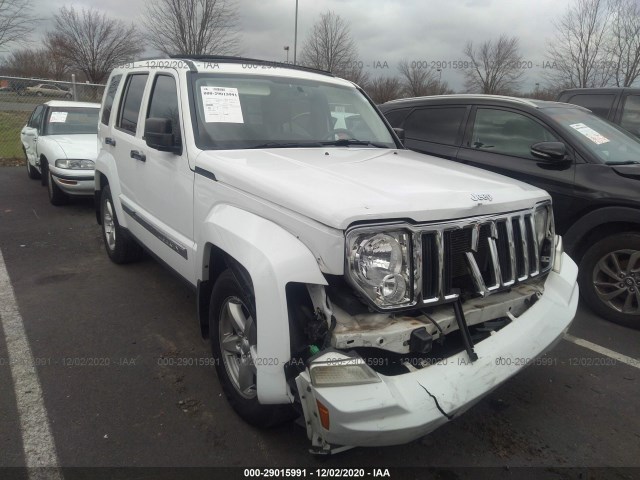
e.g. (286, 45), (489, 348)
(95, 57), (578, 454)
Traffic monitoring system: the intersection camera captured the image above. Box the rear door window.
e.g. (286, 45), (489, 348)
(566, 94), (615, 118)
(404, 107), (466, 146)
(619, 95), (640, 137)
(117, 74), (149, 135)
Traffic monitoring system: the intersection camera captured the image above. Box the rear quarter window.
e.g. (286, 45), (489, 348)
(101, 74), (122, 126)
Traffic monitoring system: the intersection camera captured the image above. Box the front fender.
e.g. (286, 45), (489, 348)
(37, 138), (65, 167)
(564, 206), (640, 255)
(198, 205), (328, 404)
(94, 148), (128, 229)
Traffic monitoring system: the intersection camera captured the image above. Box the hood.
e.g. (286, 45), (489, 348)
(197, 148), (549, 230)
(50, 134), (98, 160)
(612, 164), (640, 180)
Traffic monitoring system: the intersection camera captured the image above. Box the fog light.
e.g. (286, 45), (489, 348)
(309, 356), (380, 388)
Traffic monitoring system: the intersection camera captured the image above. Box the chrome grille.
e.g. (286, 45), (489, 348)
(420, 208), (552, 305)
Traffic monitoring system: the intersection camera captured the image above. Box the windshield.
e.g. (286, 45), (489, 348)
(191, 73), (395, 150)
(44, 107), (99, 135)
(544, 106), (640, 165)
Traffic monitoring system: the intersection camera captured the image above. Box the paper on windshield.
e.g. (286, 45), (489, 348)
(570, 123), (609, 145)
(49, 112), (68, 123)
(201, 86), (244, 123)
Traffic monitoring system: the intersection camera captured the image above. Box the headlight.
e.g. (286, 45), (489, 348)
(347, 230), (413, 308)
(55, 159), (95, 169)
(535, 202), (555, 271)
(534, 205), (550, 247)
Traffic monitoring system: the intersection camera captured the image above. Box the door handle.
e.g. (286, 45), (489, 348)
(105, 137), (116, 146)
(130, 150), (146, 162)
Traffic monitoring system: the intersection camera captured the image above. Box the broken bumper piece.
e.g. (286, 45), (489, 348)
(295, 253), (578, 453)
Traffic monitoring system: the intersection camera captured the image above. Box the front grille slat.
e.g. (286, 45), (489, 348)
(518, 216), (530, 280)
(419, 207), (552, 306)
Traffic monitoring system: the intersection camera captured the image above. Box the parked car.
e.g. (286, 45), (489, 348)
(20, 100), (100, 205)
(95, 58), (577, 453)
(380, 94), (640, 328)
(557, 87), (640, 138)
(25, 83), (72, 99)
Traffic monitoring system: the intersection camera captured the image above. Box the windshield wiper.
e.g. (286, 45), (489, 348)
(320, 139), (390, 148)
(607, 160), (640, 165)
(248, 141), (323, 149)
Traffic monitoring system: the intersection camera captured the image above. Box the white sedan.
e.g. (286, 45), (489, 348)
(21, 100), (100, 205)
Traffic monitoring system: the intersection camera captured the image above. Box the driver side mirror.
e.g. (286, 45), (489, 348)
(530, 142), (567, 161)
(144, 118), (181, 154)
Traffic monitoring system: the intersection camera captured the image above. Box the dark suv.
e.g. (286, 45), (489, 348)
(380, 95), (640, 328)
(558, 88), (640, 138)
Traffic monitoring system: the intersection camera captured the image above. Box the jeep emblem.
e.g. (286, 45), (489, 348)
(471, 193), (493, 202)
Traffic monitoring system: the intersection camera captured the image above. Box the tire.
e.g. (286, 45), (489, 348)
(579, 233), (640, 329)
(47, 171), (68, 206)
(65, 93), (72, 99)
(100, 185), (143, 264)
(209, 269), (295, 427)
(36, 91), (43, 97)
(25, 149), (39, 179)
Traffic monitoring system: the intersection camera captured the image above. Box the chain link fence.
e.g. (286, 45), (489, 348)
(0, 76), (105, 165)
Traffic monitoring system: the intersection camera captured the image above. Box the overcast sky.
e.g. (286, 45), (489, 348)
(27, 0), (572, 90)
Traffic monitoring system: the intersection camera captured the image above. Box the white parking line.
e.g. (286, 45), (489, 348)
(564, 333), (640, 370)
(0, 248), (62, 478)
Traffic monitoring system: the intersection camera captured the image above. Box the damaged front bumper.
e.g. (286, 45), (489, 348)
(295, 252), (578, 453)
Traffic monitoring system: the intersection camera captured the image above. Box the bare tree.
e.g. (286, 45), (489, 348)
(0, 0), (34, 52)
(545, 0), (613, 89)
(300, 10), (360, 78)
(365, 76), (402, 104)
(143, 0), (240, 56)
(463, 35), (524, 94)
(0, 47), (68, 79)
(341, 63), (370, 87)
(397, 59), (440, 97)
(45, 7), (144, 84)
(608, 0), (640, 87)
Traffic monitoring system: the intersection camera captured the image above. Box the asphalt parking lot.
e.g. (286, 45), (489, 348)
(0, 165), (639, 479)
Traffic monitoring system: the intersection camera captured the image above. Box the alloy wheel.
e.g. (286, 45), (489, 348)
(593, 249), (640, 315)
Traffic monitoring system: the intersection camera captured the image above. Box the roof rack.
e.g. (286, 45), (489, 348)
(168, 55), (335, 77)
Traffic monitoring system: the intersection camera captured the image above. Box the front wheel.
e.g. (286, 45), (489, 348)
(579, 233), (640, 329)
(47, 171), (68, 206)
(209, 269), (294, 427)
(100, 185), (142, 264)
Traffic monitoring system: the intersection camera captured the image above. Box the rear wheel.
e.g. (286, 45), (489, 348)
(47, 171), (68, 206)
(579, 233), (640, 329)
(100, 185), (142, 263)
(209, 269), (294, 427)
